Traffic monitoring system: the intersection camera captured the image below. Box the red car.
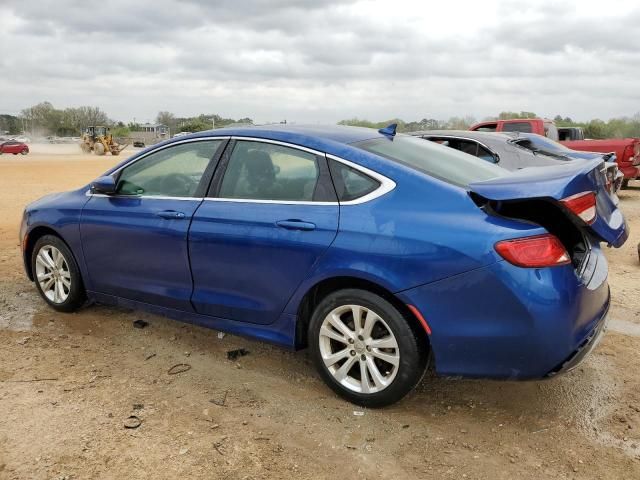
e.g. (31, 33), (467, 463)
(0, 141), (29, 155)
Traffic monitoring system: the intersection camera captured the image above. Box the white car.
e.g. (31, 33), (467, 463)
(172, 132), (192, 138)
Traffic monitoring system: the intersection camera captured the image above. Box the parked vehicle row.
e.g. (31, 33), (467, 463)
(469, 118), (640, 186)
(20, 124), (628, 406)
(410, 130), (623, 196)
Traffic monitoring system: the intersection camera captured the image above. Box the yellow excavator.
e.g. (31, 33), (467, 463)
(80, 126), (128, 155)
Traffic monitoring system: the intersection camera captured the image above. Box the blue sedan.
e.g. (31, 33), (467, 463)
(20, 124), (628, 406)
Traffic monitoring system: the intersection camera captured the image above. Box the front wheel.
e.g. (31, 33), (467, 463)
(622, 179), (630, 189)
(309, 289), (429, 407)
(21, 148), (28, 155)
(94, 143), (105, 155)
(31, 235), (86, 312)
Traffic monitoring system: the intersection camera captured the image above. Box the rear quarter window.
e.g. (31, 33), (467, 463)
(328, 160), (380, 201)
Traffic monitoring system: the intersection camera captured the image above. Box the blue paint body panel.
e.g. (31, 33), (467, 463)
(19, 125), (627, 378)
(80, 195), (202, 311)
(189, 200), (339, 324)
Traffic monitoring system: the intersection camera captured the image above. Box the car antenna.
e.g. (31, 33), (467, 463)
(378, 123), (397, 137)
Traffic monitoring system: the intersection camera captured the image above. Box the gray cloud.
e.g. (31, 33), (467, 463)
(1, 0), (639, 123)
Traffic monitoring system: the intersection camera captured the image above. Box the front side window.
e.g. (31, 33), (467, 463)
(117, 140), (222, 197)
(219, 141), (320, 201)
(355, 135), (505, 188)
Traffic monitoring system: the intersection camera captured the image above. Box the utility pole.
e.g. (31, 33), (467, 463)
(212, 117), (215, 129)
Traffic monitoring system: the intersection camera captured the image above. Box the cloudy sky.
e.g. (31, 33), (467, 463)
(1, 0), (639, 124)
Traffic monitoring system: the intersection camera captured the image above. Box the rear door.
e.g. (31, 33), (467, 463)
(189, 139), (339, 324)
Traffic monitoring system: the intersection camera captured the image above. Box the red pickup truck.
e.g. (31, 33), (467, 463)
(470, 119), (640, 186)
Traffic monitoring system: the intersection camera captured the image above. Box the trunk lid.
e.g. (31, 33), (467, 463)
(469, 159), (628, 247)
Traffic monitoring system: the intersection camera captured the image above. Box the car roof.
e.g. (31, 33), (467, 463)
(178, 124), (385, 147)
(408, 130), (520, 142)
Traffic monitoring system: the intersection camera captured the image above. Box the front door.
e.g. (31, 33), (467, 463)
(189, 139), (339, 324)
(80, 139), (226, 310)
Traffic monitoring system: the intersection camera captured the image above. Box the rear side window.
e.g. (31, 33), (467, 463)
(502, 122), (533, 133)
(475, 123), (497, 132)
(425, 137), (497, 164)
(329, 160), (380, 201)
(219, 141), (320, 201)
(355, 135), (505, 188)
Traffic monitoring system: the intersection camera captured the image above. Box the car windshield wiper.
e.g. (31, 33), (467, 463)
(530, 148), (571, 160)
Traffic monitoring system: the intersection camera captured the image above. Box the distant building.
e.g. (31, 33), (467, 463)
(139, 123), (169, 135)
(128, 123), (170, 146)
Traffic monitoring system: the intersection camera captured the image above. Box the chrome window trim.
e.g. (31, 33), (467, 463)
(85, 191), (202, 201)
(85, 135), (397, 205)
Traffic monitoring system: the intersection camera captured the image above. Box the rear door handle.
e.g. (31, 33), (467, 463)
(156, 210), (186, 219)
(276, 220), (316, 231)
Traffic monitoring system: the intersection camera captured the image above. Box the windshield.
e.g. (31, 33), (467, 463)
(354, 135), (506, 188)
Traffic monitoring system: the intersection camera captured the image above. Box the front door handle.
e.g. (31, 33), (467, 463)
(276, 220), (316, 231)
(156, 210), (186, 220)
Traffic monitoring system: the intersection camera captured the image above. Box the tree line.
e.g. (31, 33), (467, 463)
(3, 102), (640, 140)
(338, 111), (640, 139)
(0, 102), (254, 138)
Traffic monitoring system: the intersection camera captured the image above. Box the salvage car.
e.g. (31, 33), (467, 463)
(20, 124), (627, 406)
(0, 140), (29, 155)
(513, 133), (623, 193)
(412, 131), (623, 195)
(469, 118), (640, 187)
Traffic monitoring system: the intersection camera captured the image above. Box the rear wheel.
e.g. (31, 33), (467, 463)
(309, 288), (428, 407)
(21, 148), (28, 155)
(622, 179), (630, 189)
(31, 235), (86, 312)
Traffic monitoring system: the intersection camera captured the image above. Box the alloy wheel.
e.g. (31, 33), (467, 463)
(35, 245), (71, 304)
(318, 304), (400, 394)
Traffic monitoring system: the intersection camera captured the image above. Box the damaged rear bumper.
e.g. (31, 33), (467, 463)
(546, 303), (609, 377)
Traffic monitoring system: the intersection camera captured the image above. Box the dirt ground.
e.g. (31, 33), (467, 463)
(1, 146), (640, 480)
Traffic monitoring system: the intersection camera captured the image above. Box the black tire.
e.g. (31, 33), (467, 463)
(309, 288), (429, 407)
(31, 234), (86, 312)
(621, 179), (630, 189)
(21, 148), (28, 155)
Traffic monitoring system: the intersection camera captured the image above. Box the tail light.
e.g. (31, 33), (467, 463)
(495, 234), (570, 268)
(561, 191), (596, 224)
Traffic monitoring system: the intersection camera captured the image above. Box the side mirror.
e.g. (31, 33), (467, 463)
(493, 153), (500, 164)
(90, 175), (117, 195)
